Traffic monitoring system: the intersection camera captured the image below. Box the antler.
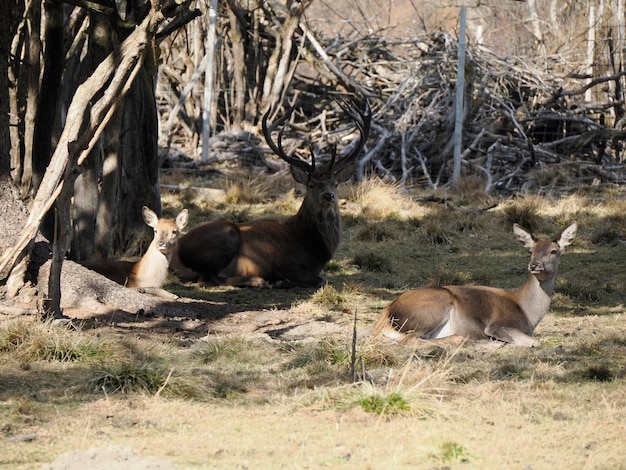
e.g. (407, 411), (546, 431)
(262, 97), (371, 176)
(262, 104), (313, 176)
(331, 97), (371, 174)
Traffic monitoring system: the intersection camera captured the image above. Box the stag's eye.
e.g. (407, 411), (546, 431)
(551, 249), (559, 255)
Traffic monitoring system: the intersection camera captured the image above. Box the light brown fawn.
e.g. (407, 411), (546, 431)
(170, 98), (371, 288)
(372, 222), (578, 347)
(82, 206), (188, 288)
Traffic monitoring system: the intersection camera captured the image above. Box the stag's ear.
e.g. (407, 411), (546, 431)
(334, 160), (356, 183)
(290, 165), (309, 185)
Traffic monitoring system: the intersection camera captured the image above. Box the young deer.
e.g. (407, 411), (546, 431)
(82, 206), (188, 288)
(171, 98), (371, 288)
(372, 222), (578, 347)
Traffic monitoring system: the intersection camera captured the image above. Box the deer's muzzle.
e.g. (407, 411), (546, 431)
(322, 192), (335, 203)
(157, 241), (174, 252)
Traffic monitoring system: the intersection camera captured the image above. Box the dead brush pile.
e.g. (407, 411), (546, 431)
(335, 31), (626, 191)
(162, 30), (626, 192)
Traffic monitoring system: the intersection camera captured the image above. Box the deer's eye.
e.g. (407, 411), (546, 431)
(551, 249), (559, 255)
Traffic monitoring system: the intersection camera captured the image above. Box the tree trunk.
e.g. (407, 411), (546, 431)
(116, 69), (161, 255)
(226, 0), (247, 128)
(3, 4), (164, 264)
(1, 0), (30, 283)
(20, 0), (42, 200)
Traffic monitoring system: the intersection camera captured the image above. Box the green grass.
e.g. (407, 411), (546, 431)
(355, 391), (411, 415)
(433, 441), (474, 464)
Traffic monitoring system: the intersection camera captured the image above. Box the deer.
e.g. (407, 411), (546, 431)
(170, 97), (371, 288)
(372, 222), (578, 347)
(81, 206), (188, 291)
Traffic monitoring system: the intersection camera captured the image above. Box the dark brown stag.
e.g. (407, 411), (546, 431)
(171, 98), (371, 287)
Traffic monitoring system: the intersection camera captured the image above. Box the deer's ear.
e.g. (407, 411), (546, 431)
(176, 209), (189, 230)
(334, 160), (356, 183)
(557, 222), (577, 249)
(513, 223), (535, 249)
(290, 166), (309, 185)
(142, 206), (159, 228)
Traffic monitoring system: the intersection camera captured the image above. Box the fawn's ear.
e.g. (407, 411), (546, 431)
(176, 209), (189, 230)
(557, 222), (578, 250)
(142, 206), (159, 228)
(513, 224), (535, 249)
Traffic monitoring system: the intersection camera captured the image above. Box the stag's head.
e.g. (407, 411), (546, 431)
(262, 97), (371, 214)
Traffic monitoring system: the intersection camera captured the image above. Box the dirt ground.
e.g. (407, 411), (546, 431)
(21, 366), (626, 470)
(4, 293), (625, 470)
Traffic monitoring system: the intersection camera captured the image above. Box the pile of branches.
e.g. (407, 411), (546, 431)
(299, 31), (626, 191)
(160, 25), (626, 192)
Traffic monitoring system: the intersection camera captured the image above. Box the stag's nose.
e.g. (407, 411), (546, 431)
(529, 261), (543, 273)
(322, 192), (335, 203)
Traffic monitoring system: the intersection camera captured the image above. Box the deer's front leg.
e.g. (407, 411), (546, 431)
(484, 325), (540, 347)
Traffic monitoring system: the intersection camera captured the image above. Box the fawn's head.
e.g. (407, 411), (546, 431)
(142, 206), (188, 254)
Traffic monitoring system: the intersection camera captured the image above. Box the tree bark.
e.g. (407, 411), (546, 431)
(1, 0), (30, 284)
(0, 9), (166, 284)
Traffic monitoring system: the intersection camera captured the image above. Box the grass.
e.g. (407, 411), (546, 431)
(2, 178), (626, 467)
(354, 390), (412, 415)
(433, 441), (474, 464)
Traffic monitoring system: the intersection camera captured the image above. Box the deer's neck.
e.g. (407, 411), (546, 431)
(516, 273), (556, 331)
(129, 242), (171, 288)
(290, 201), (341, 259)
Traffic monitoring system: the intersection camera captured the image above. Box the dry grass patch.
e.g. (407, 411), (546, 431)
(418, 216), (455, 245)
(502, 195), (543, 231)
(0, 318), (104, 363)
(348, 178), (425, 219)
(302, 345), (456, 420)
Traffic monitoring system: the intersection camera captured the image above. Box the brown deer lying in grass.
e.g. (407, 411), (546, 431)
(171, 97), (371, 288)
(372, 222), (578, 347)
(82, 206), (188, 290)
